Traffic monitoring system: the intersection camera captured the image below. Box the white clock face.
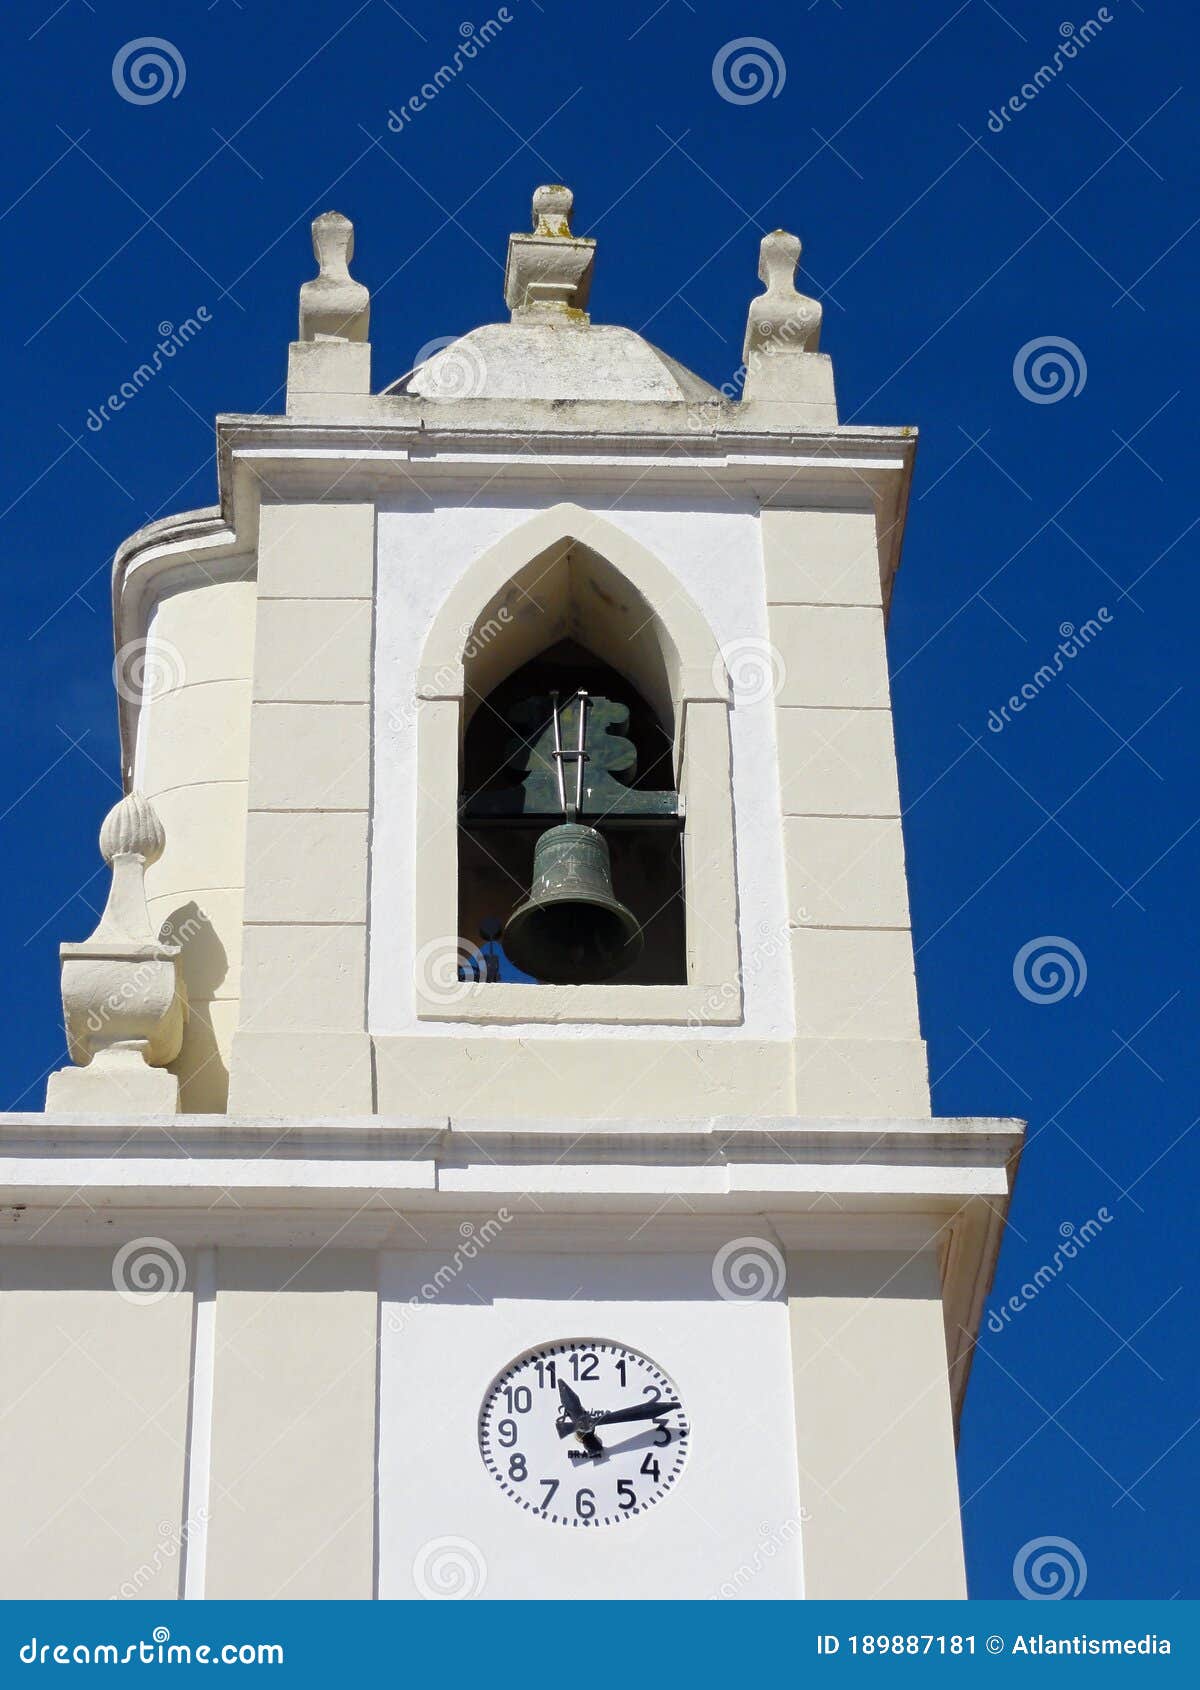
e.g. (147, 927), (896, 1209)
(479, 1340), (689, 1527)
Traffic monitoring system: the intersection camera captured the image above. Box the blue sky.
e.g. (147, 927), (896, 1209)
(1, 0), (1195, 1600)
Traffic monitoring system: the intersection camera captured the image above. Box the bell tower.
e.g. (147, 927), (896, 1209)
(0, 187), (1021, 1601)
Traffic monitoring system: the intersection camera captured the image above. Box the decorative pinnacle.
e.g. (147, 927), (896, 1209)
(531, 184), (574, 238)
(505, 184), (595, 320)
(312, 210), (355, 279)
(298, 209), (370, 343)
(743, 229), (822, 361)
(99, 792), (166, 866)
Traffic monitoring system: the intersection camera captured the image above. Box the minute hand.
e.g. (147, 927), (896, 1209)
(590, 1399), (681, 1428)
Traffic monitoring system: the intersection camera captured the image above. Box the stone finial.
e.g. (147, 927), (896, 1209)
(740, 230), (836, 422)
(298, 210), (370, 343)
(289, 211), (372, 413)
(45, 792), (186, 1115)
(504, 185), (596, 321)
(743, 230), (822, 361)
(532, 183), (574, 237)
(100, 790), (165, 865)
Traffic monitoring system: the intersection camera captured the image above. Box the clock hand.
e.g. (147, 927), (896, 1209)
(557, 1379), (586, 1433)
(591, 1399), (681, 1429)
(557, 1378), (606, 1458)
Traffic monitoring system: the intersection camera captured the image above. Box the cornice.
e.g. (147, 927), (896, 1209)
(0, 1109), (1017, 1429)
(0, 1109), (1020, 1164)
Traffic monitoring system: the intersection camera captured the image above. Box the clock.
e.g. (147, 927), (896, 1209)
(478, 1339), (689, 1527)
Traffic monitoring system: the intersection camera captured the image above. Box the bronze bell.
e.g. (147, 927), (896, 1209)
(503, 823), (643, 984)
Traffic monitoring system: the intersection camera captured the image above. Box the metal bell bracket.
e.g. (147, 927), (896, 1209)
(462, 690), (679, 821)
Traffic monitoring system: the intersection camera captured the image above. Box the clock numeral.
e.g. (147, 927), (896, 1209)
(652, 1419), (672, 1447)
(533, 1359), (557, 1389)
(496, 1417), (518, 1448)
(569, 1352), (599, 1383)
(538, 1479), (559, 1510)
(503, 1385), (533, 1413)
(616, 1480), (637, 1511)
(639, 1453), (661, 1483)
(575, 1487), (597, 1519)
(614, 1358), (627, 1386)
(508, 1453), (527, 1482)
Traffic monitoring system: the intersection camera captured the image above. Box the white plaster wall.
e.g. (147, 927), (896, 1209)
(377, 1248), (804, 1599)
(372, 495), (794, 1041)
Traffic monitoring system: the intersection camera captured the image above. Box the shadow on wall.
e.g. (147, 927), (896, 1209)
(158, 900), (230, 1111)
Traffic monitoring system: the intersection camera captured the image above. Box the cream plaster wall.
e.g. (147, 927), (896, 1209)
(0, 1248), (194, 1600)
(0, 1236), (967, 1599)
(226, 503), (376, 1117)
(763, 506), (929, 1116)
(203, 1249), (377, 1599)
(787, 1247), (967, 1598)
(136, 574), (256, 1113)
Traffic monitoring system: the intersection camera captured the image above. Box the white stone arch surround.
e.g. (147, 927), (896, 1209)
(418, 504), (722, 726)
(403, 503), (744, 1025)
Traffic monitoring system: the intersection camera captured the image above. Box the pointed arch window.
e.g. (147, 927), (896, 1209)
(413, 507), (742, 1025)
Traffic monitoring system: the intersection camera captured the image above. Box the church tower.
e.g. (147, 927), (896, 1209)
(0, 188), (1021, 1600)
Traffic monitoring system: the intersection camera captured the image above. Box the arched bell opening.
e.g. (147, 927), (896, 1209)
(415, 508), (740, 1023)
(459, 537), (679, 738)
(458, 636), (687, 987)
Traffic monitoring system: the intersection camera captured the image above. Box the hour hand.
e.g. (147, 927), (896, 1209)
(557, 1379), (605, 1459)
(591, 1398), (681, 1429)
(556, 1379), (586, 1438)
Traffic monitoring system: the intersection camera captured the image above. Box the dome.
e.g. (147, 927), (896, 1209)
(384, 321), (719, 404)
